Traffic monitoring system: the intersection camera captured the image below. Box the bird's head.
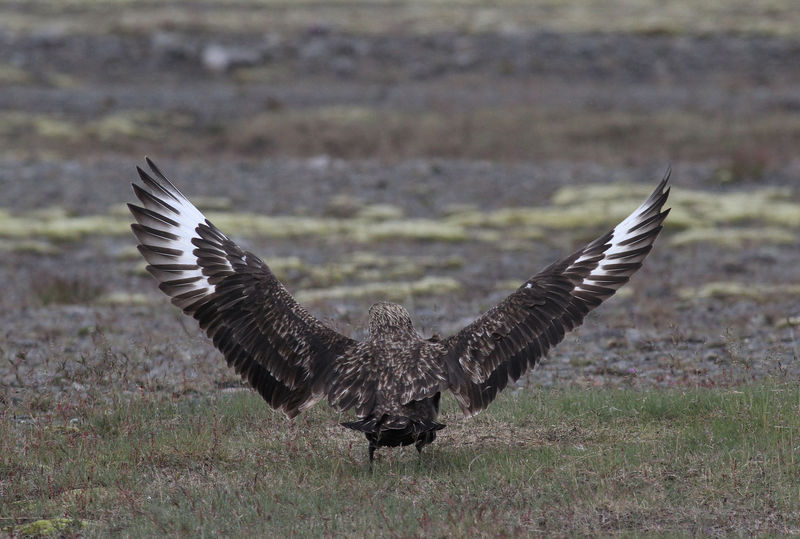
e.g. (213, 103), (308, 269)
(367, 301), (416, 339)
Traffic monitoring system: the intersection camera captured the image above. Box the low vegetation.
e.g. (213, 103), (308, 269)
(4, 107), (800, 166)
(3, 0), (799, 37)
(2, 1), (798, 535)
(2, 183), (798, 245)
(3, 382), (799, 535)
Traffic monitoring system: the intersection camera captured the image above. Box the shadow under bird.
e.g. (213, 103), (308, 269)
(129, 159), (671, 464)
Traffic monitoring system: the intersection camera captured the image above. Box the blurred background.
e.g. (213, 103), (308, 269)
(1, 0), (799, 401)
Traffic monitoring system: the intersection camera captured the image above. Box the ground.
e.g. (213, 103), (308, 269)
(1, 0), (799, 535)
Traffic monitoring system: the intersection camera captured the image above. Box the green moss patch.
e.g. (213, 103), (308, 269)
(0, 64), (33, 85)
(0, 238), (59, 254)
(96, 291), (156, 306)
(0, 207), (128, 241)
(669, 226), (797, 247)
(12, 517), (87, 537)
(301, 251), (463, 288)
(296, 276), (461, 303)
(0, 110), (195, 144)
(1, 185), (796, 248)
(552, 183), (800, 230)
(679, 281), (800, 300)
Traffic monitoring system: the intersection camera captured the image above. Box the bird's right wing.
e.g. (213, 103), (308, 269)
(129, 159), (359, 418)
(440, 173), (671, 415)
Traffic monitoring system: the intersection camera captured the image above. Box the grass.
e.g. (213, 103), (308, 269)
(221, 107), (800, 165)
(29, 273), (107, 306)
(3, 383), (800, 535)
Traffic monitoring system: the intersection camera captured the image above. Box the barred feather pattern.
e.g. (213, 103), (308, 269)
(327, 303), (449, 418)
(129, 158), (357, 418)
(442, 171), (671, 414)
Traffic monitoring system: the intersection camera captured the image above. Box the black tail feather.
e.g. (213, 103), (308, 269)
(341, 416), (381, 434)
(341, 414), (445, 449)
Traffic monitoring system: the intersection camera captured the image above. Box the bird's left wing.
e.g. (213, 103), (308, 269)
(440, 172), (671, 415)
(128, 158), (358, 418)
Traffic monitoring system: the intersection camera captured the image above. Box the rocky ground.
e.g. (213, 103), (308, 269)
(1, 1), (799, 409)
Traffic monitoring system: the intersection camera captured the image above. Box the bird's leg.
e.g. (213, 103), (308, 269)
(415, 430), (433, 454)
(368, 442), (376, 465)
(415, 430), (436, 463)
(415, 434), (428, 460)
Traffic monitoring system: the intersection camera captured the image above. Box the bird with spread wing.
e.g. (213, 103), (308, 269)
(129, 159), (670, 463)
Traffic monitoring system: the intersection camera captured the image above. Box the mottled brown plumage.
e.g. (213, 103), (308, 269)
(129, 158), (670, 463)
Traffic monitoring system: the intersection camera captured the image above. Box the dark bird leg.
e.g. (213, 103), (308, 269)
(368, 442), (376, 466)
(415, 430), (434, 460)
(415, 442), (425, 466)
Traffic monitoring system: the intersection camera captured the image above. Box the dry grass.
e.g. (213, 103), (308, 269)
(29, 273), (107, 306)
(4, 107), (800, 166)
(3, 382), (800, 535)
(221, 107), (800, 165)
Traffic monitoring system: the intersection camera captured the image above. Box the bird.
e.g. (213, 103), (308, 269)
(129, 158), (670, 464)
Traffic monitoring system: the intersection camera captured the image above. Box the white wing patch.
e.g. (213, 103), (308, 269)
(573, 186), (665, 294)
(129, 160), (234, 308)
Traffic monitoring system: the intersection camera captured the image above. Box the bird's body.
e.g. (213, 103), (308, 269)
(336, 302), (447, 459)
(129, 159), (671, 463)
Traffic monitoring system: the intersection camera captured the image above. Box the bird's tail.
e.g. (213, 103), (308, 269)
(341, 414), (445, 446)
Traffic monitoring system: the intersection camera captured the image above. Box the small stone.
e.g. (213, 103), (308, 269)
(202, 44), (262, 73)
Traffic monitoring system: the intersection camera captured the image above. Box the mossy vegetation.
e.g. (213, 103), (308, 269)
(679, 282), (800, 300)
(0, 207), (128, 241)
(0, 238), (59, 254)
(0, 110), (194, 145)
(300, 250), (464, 288)
(9, 517), (87, 537)
(95, 291), (155, 306)
(669, 226), (797, 247)
(296, 276), (461, 303)
(552, 183), (800, 229)
(1, 184), (797, 250)
(0, 64), (33, 85)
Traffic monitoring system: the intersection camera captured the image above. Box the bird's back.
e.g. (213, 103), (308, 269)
(329, 336), (449, 419)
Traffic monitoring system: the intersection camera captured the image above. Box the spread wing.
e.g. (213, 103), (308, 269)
(128, 158), (358, 418)
(442, 172), (671, 415)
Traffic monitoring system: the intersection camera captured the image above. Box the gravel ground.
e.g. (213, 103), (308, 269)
(2, 157), (798, 407)
(1, 3), (799, 407)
